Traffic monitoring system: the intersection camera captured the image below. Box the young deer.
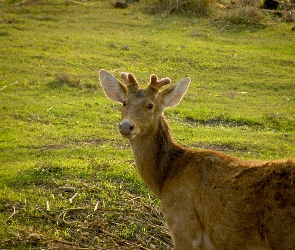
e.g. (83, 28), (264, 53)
(99, 69), (295, 250)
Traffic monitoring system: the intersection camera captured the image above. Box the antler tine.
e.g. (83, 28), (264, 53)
(120, 72), (129, 83)
(149, 74), (171, 91)
(120, 72), (139, 90)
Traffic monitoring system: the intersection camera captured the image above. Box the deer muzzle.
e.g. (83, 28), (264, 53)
(119, 120), (135, 137)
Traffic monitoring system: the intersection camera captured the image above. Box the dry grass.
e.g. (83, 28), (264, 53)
(211, 5), (267, 29)
(211, 0), (295, 29)
(224, 6), (264, 25)
(145, 0), (214, 15)
(52, 73), (83, 89)
(1, 193), (172, 249)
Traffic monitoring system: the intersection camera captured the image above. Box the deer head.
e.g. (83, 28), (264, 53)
(99, 69), (191, 139)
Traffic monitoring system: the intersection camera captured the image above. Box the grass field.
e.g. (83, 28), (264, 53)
(0, 0), (295, 249)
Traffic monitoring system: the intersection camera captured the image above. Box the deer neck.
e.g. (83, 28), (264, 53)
(129, 115), (182, 199)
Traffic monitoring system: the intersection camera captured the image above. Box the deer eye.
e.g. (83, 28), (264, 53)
(122, 101), (127, 107)
(147, 103), (154, 110)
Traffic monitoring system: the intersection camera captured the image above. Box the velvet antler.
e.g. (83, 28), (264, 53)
(148, 74), (171, 92)
(120, 72), (139, 92)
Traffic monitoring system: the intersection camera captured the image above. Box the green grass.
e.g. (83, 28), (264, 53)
(0, 0), (295, 248)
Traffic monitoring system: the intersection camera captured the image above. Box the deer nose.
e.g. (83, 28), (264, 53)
(119, 120), (134, 136)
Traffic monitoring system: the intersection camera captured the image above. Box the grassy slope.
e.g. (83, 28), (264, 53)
(0, 1), (295, 249)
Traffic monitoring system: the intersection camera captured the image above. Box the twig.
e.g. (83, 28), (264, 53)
(260, 9), (294, 14)
(220, 25), (230, 32)
(4, 199), (171, 249)
(14, 0), (49, 5)
(69, 192), (78, 203)
(8, 206), (17, 219)
(14, 0), (30, 5)
(46, 200), (50, 211)
(65, 0), (88, 5)
(150, 234), (173, 249)
(100, 228), (150, 250)
(94, 201), (99, 211)
(0, 82), (17, 91)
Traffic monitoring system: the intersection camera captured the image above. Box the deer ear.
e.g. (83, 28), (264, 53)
(99, 69), (127, 103)
(160, 77), (191, 108)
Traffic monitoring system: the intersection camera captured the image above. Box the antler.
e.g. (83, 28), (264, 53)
(119, 72), (170, 93)
(148, 74), (171, 92)
(120, 72), (139, 91)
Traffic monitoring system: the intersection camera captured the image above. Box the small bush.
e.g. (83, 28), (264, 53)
(147, 0), (213, 15)
(224, 6), (263, 25)
(212, 6), (267, 29)
(56, 73), (81, 88)
(49, 73), (82, 89)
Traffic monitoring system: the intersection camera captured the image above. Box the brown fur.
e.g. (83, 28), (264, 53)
(99, 70), (295, 250)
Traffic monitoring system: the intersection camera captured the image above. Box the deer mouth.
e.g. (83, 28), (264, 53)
(121, 133), (137, 140)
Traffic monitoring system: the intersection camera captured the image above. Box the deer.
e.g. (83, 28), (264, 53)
(99, 69), (295, 250)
